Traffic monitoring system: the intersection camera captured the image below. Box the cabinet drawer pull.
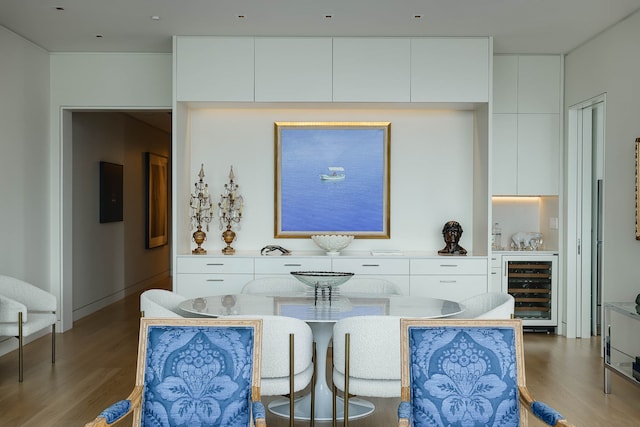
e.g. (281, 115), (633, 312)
(439, 280), (457, 283)
(206, 263), (224, 266)
(439, 264), (458, 268)
(206, 279), (224, 282)
(283, 263), (302, 267)
(361, 264), (380, 267)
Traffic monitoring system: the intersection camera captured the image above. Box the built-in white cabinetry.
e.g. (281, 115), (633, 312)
(332, 38), (411, 102)
(254, 257), (331, 277)
(254, 38), (333, 102)
(409, 258), (488, 301)
(333, 257), (411, 295)
(490, 254), (502, 293)
(175, 256), (254, 298)
(176, 253), (487, 300)
(175, 37), (254, 102)
(492, 55), (562, 196)
(411, 38), (489, 103)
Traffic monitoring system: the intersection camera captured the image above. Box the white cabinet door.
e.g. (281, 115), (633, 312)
(254, 38), (333, 102)
(333, 38), (410, 102)
(411, 38), (489, 103)
(410, 276), (487, 301)
(493, 55), (518, 113)
(175, 274), (254, 298)
(517, 114), (560, 195)
(517, 55), (561, 114)
(176, 37), (254, 102)
(492, 114), (518, 195)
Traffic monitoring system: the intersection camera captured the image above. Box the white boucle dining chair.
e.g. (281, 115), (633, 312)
(241, 277), (308, 294)
(454, 291), (515, 319)
(228, 314), (316, 427)
(139, 288), (186, 318)
(337, 277), (402, 295)
(0, 274), (57, 382)
(331, 315), (402, 426)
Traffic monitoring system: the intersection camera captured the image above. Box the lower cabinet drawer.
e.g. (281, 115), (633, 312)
(254, 257), (331, 275)
(409, 275), (487, 301)
(175, 274), (253, 298)
(410, 258), (487, 275)
(176, 256), (254, 274)
(332, 258), (410, 275)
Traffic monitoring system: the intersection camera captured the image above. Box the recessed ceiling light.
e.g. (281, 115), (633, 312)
(324, 15), (333, 19)
(412, 14), (423, 20)
(95, 34), (103, 38)
(151, 15), (161, 21)
(55, 7), (65, 11)
(237, 15), (246, 19)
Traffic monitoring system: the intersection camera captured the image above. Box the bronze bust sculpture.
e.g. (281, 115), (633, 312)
(438, 220), (467, 255)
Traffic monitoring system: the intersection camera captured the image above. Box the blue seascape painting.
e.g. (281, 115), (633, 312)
(279, 127), (387, 234)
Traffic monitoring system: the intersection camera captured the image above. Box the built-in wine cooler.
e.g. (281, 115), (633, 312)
(502, 255), (558, 329)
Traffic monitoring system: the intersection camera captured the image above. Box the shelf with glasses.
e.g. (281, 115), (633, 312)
(604, 302), (640, 393)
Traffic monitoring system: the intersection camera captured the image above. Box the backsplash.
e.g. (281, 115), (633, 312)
(492, 196), (559, 251)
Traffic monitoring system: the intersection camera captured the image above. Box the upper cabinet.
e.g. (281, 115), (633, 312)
(411, 38), (490, 103)
(332, 38), (411, 102)
(254, 38), (333, 102)
(174, 36), (491, 104)
(175, 37), (255, 102)
(492, 55), (562, 196)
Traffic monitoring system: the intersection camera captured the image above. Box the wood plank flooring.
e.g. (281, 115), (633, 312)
(1, 283), (640, 426)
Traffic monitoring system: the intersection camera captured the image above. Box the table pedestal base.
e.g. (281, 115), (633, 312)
(268, 393), (375, 421)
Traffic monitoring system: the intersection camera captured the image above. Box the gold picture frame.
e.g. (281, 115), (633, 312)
(146, 152), (169, 248)
(636, 138), (640, 240)
(274, 121), (391, 238)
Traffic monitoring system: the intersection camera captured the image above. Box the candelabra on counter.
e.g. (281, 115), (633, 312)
(218, 166), (243, 255)
(189, 164), (214, 254)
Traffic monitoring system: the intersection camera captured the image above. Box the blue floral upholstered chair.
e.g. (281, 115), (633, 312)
(84, 318), (267, 427)
(398, 319), (575, 427)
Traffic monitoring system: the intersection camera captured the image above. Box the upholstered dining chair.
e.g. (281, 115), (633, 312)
(453, 291), (515, 319)
(332, 315), (403, 426)
(230, 314), (316, 427)
(398, 318), (575, 427)
(84, 318), (267, 427)
(139, 288), (186, 318)
(0, 274), (57, 382)
(338, 277), (402, 295)
(241, 277), (308, 295)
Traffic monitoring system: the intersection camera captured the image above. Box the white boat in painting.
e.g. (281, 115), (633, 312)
(320, 166), (345, 181)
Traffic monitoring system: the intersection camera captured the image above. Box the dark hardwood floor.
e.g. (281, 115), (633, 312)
(1, 282), (640, 426)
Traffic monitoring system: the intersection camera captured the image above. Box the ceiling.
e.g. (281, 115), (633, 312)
(1, 0), (640, 55)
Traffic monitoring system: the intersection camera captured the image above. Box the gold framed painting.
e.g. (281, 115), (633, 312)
(146, 152), (169, 248)
(274, 121), (391, 238)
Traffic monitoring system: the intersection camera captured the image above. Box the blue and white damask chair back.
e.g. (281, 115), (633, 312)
(398, 319), (574, 427)
(84, 318), (267, 427)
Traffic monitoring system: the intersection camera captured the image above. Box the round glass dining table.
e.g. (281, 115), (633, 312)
(178, 292), (465, 422)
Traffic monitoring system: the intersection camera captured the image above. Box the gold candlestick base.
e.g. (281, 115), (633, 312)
(192, 226), (207, 255)
(221, 227), (236, 255)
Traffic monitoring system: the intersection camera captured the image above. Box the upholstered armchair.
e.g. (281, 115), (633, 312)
(139, 288), (186, 318)
(0, 274), (57, 382)
(398, 319), (575, 427)
(84, 318), (267, 427)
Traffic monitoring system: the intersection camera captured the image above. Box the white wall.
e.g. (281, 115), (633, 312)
(181, 106), (479, 254)
(565, 10), (640, 302)
(0, 26), (51, 355)
(50, 53), (172, 330)
(72, 112), (171, 319)
(0, 27), (50, 287)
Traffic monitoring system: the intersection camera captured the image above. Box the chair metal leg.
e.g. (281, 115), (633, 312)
(289, 334), (294, 427)
(311, 342), (316, 427)
(18, 311), (23, 382)
(344, 333), (350, 427)
(52, 322), (56, 364)
(332, 384), (337, 427)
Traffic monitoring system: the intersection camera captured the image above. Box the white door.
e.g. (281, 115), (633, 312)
(567, 95), (605, 338)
